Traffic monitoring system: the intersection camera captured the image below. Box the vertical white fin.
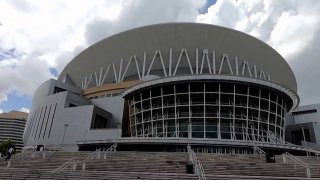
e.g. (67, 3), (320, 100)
(219, 53), (233, 75)
(200, 49), (212, 74)
(173, 48), (193, 76)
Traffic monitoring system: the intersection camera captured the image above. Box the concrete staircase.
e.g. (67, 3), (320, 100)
(9, 151), (89, 171)
(286, 155), (320, 178)
(0, 151), (196, 179)
(197, 153), (320, 179)
(83, 151), (188, 173)
(0, 151), (320, 179)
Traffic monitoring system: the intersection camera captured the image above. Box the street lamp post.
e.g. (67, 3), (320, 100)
(61, 123), (69, 150)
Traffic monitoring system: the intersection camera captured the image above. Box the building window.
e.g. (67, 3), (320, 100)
(112, 93), (120, 97)
(69, 103), (77, 107)
(91, 115), (108, 129)
(291, 129), (311, 143)
(53, 86), (66, 94)
(292, 109), (317, 116)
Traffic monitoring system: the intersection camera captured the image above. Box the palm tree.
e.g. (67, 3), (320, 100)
(0, 139), (15, 156)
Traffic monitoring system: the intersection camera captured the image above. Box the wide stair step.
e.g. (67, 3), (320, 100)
(0, 151), (319, 179)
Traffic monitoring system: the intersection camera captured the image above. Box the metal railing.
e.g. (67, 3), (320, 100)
(282, 152), (311, 178)
(5, 149), (36, 168)
(103, 144), (117, 159)
(253, 146), (266, 158)
(187, 145), (206, 180)
(81, 144), (117, 170)
(81, 150), (99, 170)
(51, 158), (75, 174)
(106, 143), (117, 151)
(85, 150), (99, 161)
(301, 143), (320, 158)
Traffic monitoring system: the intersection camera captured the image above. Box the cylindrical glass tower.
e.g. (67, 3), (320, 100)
(125, 76), (295, 144)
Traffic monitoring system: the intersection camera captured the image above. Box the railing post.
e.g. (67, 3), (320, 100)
(282, 153), (287, 165)
(196, 159), (200, 174)
(306, 167), (311, 178)
(72, 162), (77, 170)
(187, 145), (206, 180)
(97, 151), (101, 159)
(284, 152), (312, 178)
(7, 160), (11, 168)
(82, 162), (86, 170)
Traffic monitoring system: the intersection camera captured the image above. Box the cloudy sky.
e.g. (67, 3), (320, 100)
(0, 0), (319, 113)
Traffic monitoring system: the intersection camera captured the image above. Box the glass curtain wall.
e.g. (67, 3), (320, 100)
(127, 81), (289, 143)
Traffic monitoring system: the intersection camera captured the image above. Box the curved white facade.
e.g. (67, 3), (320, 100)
(23, 23), (301, 152)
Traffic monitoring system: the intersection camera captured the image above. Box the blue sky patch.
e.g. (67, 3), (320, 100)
(198, 0), (216, 14)
(50, 67), (59, 77)
(0, 48), (24, 60)
(0, 92), (32, 112)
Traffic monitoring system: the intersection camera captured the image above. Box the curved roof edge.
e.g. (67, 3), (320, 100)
(58, 22), (297, 92)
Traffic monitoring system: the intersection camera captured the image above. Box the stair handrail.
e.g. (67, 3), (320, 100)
(106, 143), (117, 151)
(196, 159), (206, 180)
(304, 146), (320, 157)
(283, 152), (311, 178)
(83, 150), (99, 162)
(12, 151), (29, 160)
(51, 158), (75, 174)
(253, 146), (266, 158)
(82, 144), (117, 170)
(187, 145), (206, 180)
(103, 143), (117, 159)
(8, 149), (36, 167)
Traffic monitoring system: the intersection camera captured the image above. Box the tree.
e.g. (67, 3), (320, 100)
(0, 139), (15, 156)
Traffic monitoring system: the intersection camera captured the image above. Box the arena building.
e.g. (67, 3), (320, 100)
(23, 23), (315, 153)
(0, 111), (28, 152)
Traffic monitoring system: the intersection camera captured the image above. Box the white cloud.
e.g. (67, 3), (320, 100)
(0, 0), (125, 68)
(269, 10), (319, 58)
(197, 0), (320, 105)
(0, 54), (53, 103)
(0, 0), (206, 106)
(19, 107), (29, 113)
(197, 0), (320, 56)
(0, 109), (3, 114)
(0, 0), (122, 103)
(0, 0), (319, 108)
(85, 0), (206, 44)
